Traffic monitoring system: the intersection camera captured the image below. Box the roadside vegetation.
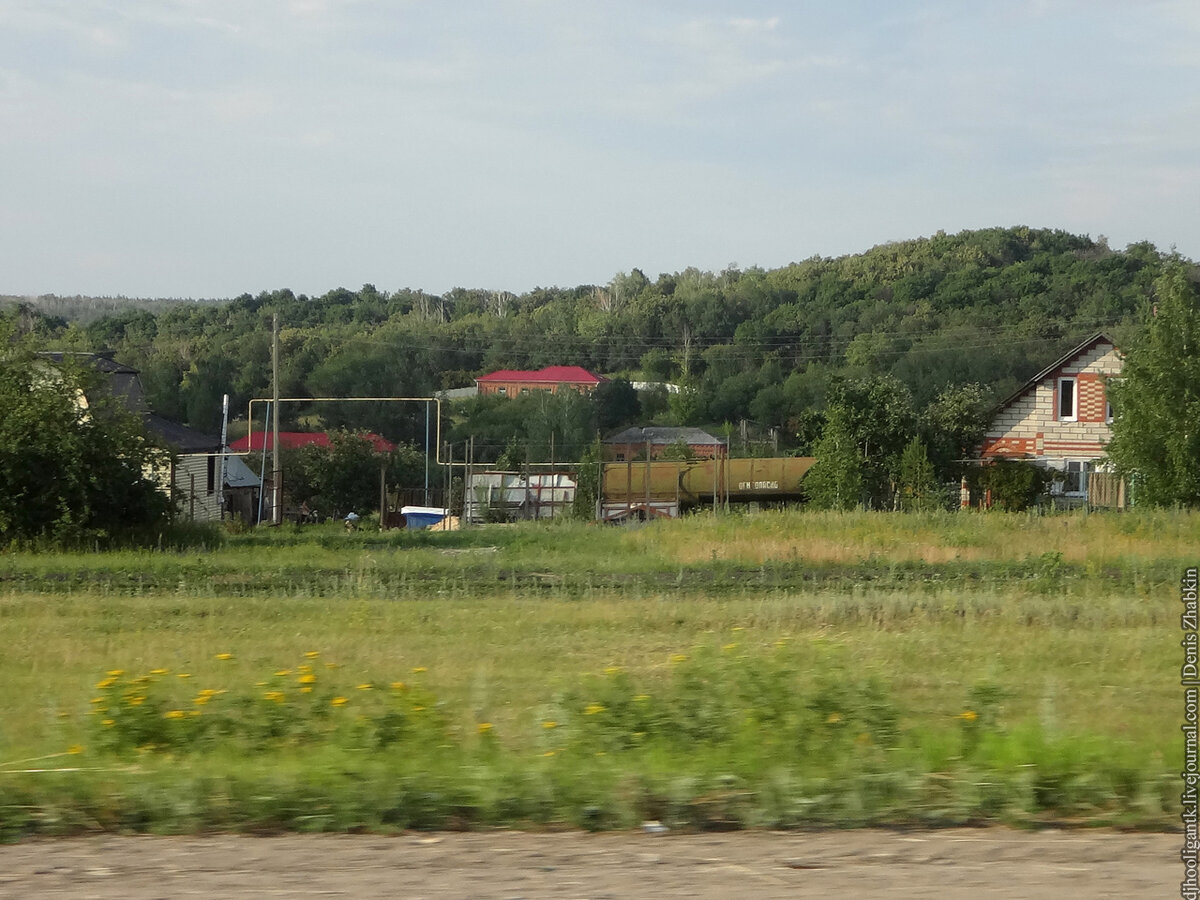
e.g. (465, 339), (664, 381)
(0, 510), (1181, 838)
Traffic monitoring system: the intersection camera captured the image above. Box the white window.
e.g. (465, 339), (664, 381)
(1063, 460), (1087, 495)
(1058, 377), (1076, 421)
(497, 386), (507, 396)
(1105, 399), (1113, 423)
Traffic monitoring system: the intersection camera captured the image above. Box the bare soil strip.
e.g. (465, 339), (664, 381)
(0, 828), (1177, 899)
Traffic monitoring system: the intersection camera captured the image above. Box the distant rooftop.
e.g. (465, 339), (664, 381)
(476, 366), (604, 385)
(603, 426), (725, 446)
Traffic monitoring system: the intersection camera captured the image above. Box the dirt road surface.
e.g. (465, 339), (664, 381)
(0, 828), (1178, 899)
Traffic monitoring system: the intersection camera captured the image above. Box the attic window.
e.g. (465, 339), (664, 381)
(1058, 377), (1076, 422)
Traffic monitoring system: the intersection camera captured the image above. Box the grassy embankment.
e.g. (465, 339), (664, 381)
(0, 509), (1186, 837)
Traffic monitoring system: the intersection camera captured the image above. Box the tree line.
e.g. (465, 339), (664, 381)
(4, 225), (1198, 528)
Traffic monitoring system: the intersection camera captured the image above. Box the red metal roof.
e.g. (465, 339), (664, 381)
(475, 366), (605, 385)
(228, 431), (396, 452)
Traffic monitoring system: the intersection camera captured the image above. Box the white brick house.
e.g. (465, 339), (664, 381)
(979, 333), (1122, 498)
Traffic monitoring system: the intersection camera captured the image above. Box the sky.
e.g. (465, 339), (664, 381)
(1, 0), (1198, 299)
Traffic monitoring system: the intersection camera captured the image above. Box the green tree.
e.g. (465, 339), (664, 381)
(897, 436), (938, 511)
(822, 375), (916, 507)
(803, 407), (864, 510)
(1107, 263), (1200, 505)
(572, 439), (603, 519)
(920, 382), (990, 480)
(593, 377), (640, 432)
(0, 342), (172, 543)
(282, 430), (426, 516)
(978, 458), (1048, 511)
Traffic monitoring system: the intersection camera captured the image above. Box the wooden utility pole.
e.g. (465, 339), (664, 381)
(271, 313), (281, 525)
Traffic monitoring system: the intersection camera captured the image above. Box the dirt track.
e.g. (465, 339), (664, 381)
(0, 828), (1179, 899)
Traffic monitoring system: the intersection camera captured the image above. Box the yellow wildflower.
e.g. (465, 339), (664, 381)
(128, 696), (145, 706)
(96, 678), (116, 689)
(477, 722), (493, 734)
(960, 709), (978, 722)
(670, 653), (688, 664)
(215, 653), (234, 661)
(584, 703), (606, 716)
(633, 694), (650, 702)
(722, 642), (738, 652)
(604, 666), (622, 676)
(101, 719), (115, 727)
(390, 681), (406, 691)
(356, 683), (372, 691)
(826, 712), (842, 724)
(164, 710), (185, 719)
(300, 686), (313, 693)
(263, 691), (285, 703)
(90, 697), (105, 704)
(331, 696), (348, 707)
(149, 668), (169, 675)
(298, 674), (317, 685)
(177, 673), (192, 679)
(542, 720), (558, 729)
(274, 669), (292, 677)
(305, 651), (320, 659)
(106, 669), (124, 677)
(411, 666), (427, 674)
(67, 745), (84, 755)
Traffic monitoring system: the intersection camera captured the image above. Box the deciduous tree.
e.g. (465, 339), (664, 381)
(1106, 263), (1200, 505)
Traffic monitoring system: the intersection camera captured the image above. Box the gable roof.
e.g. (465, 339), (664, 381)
(146, 414), (221, 454)
(993, 331), (1120, 412)
(476, 366), (605, 386)
(603, 426), (726, 446)
(37, 351), (220, 452)
(228, 431), (396, 453)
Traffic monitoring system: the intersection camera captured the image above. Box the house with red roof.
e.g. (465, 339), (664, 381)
(229, 431), (396, 453)
(475, 366), (606, 398)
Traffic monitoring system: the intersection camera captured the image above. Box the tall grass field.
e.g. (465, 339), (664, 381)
(0, 509), (1184, 837)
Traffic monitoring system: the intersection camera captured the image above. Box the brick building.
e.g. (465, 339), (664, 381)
(602, 426), (728, 461)
(475, 366), (605, 398)
(979, 332), (1122, 498)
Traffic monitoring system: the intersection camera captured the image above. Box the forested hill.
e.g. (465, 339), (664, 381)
(3, 227), (1177, 453)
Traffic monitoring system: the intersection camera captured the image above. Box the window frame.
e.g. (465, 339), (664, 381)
(1057, 376), (1077, 422)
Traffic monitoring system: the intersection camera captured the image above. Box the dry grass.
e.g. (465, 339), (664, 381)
(632, 508), (1196, 566)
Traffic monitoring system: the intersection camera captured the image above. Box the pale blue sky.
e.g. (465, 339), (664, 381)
(1, 1), (1197, 298)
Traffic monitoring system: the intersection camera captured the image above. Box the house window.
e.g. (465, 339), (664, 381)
(1063, 460), (1087, 495)
(1106, 399), (1113, 423)
(497, 387), (507, 396)
(1058, 377), (1076, 421)
(520, 388), (529, 395)
(206, 455), (216, 495)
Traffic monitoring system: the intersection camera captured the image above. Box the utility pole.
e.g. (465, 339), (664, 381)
(271, 313), (281, 525)
(218, 394), (229, 521)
